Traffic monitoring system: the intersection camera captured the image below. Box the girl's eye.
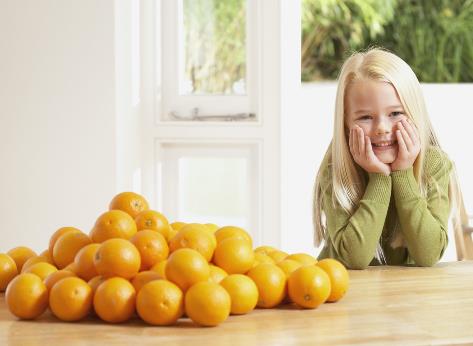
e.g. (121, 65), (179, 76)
(391, 111), (404, 117)
(358, 115), (372, 120)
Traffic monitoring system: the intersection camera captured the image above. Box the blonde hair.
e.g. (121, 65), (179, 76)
(313, 47), (462, 256)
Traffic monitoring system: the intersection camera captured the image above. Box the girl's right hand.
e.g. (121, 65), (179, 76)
(349, 126), (391, 176)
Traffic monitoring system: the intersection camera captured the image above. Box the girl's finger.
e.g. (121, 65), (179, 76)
(365, 135), (375, 159)
(406, 118), (421, 147)
(353, 128), (360, 157)
(358, 128), (365, 158)
(396, 129), (407, 154)
(402, 119), (418, 144)
(398, 122), (413, 151)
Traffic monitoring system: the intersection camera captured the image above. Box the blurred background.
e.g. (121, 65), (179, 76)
(1, 0), (471, 261)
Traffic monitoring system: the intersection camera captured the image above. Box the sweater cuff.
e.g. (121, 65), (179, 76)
(364, 172), (392, 204)
(392, 167), (420, 200)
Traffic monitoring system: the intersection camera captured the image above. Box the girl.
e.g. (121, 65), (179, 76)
(313, 47), (461, 269)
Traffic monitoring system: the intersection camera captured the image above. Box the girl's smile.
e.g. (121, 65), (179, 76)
(372, 139), (398, 151)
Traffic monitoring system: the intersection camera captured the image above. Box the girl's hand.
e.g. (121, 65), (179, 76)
(391, 119), (421, 171)
(349, 126), (391, 176)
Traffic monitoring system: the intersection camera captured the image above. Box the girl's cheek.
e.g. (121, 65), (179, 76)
(358, 125), (370, 135)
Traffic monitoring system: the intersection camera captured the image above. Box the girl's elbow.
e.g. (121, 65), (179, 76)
(339, 254), (372, 270)
(411, 244), (445, 267)
(413, 256), (439, 267)
(345, 259), (370, 270)
(336, 243), (372, 269)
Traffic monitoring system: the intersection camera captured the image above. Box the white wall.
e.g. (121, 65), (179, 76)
(0, 0), (122, 253)
(281, 82), (473, 262)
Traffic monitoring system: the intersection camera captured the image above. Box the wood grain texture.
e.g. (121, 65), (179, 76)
(1, 261), (473, 345)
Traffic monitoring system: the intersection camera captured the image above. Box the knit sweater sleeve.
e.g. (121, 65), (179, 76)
(321, 164), (392, 269)
(391, 147), (452, 267)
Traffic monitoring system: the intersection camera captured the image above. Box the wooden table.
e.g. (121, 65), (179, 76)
(1, 261), (473, 345)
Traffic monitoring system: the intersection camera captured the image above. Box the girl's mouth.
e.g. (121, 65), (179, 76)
(372, 140), (397, 151)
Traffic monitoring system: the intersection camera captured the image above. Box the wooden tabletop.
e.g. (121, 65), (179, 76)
(1, 261), (473, 345)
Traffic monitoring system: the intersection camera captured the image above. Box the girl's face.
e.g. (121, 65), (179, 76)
(344, 79), (407, 164)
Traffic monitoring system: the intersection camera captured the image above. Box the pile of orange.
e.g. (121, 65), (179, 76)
(0, 192), (349, 327)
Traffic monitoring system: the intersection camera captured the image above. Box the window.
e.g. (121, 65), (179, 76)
(161, 0), (258, 121)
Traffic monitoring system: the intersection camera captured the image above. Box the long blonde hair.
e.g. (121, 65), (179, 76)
(313, 47), (462, 253)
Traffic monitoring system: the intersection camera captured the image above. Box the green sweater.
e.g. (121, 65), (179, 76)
(316, 147), (452, 269)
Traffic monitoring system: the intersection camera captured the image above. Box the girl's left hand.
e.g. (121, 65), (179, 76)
(391, 118), (421, 171)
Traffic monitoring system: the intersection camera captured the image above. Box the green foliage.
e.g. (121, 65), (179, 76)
(302, 0), (473, 82)
(301, 0), (397, 81)
(184, 0), (246, 94)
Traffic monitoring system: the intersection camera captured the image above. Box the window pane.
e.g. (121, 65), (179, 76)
(178, 156), (249, 227)
(158, 143), (258, 232)
(180, 0), (247, 95)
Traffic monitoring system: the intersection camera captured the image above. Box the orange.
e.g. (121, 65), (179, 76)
(48, 227), (82, 258)
(49, 277), (92, 321)
(215, 226), (253, 246)
(94, 239), (141, 279)
(87, 275), (106, 294)
(286, 253), (318, 266)
(21, 255), (52, 273)
(170, 221), (186, 231)
(277, 259), (303, 278)
(43, 270), (76, 291)
(246, 263), (286, 308)
(169, 223), (216, 261)
(185, 281), (231, 327)
(213, 238), (254, 274)
(276, 259), (303, 304)
(109, 191), (149, 218)
(87, 275), (105, 317)
(73, 243), (100, 281)
(90, 210), (137, 243)
(7, 246), (37, 272)
(208, 264), (228, 284)
(136, 280), (184, 326)
(220, 274), (258, 315)
(150, 260), (167, 279)
(288, 265), (331, 309)
(202, 224), (218, 249)
(5, 273), (48, 319)
(39, 249), (54, 264)
(130, 230), (169, 270)
(23, 262), (57, 280)
(316, 258), (349, 302)
(93, 277), (136, 323)
(131, 271), (162, 292)
(253, 252), (275, 267)
(204, 223), (219, 233)
(0, 253), (18, 291)
(53, 231), (92, 269)
(267, 250), (288, 263)
(165, 248), (210, 292)
(254, 245), (277, 255)
(64, 262), (77, 273)
(135, 210), (170, 240)
(167, 225), (178, 242)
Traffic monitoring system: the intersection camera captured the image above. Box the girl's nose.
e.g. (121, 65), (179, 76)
(375, 118), (391, 135)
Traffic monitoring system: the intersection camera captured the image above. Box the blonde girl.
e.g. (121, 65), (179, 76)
(313, 47), (461, 269)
